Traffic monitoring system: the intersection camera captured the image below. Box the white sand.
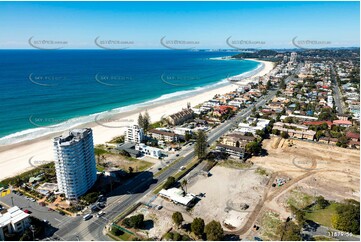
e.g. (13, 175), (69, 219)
(0, 60), (275, 179)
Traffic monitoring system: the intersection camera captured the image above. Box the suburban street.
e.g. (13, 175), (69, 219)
(330, 65), (345, 114)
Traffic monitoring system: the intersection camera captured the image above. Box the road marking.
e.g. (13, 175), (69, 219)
(54, 218), (63, 223)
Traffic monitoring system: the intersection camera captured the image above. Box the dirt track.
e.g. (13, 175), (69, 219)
(224, 137), (360, 236)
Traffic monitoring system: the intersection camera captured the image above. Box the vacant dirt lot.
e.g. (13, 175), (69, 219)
(244, 137), (360, 239)
(186, 166), (269, 230)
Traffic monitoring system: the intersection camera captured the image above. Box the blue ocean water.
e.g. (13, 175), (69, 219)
(0, 50), (260, 144)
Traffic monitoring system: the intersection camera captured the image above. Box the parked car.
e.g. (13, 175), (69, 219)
(24, 209), (32, 214)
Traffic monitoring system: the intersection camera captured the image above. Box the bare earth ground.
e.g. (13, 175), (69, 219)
(186, 166), (269, 230)
(97, 153), (154, 172)
(136, 137), (359, 240)
(244, 137), (360, 240)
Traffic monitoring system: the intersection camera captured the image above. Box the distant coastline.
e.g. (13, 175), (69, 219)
(0, 57), (261, 146)
(0, 58), (275, 179)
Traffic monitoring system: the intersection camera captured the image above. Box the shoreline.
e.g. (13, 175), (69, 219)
(0, 59), (275, 179)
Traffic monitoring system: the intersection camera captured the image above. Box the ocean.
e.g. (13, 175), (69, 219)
(0, 50), (260, 145)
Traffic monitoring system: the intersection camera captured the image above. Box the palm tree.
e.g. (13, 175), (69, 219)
(181, 179), (188, 193)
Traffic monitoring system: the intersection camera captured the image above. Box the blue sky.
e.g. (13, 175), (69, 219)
(0, 1), (359, 49)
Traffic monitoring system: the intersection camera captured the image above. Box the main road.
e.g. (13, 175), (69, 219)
(50, 88), (279, 241)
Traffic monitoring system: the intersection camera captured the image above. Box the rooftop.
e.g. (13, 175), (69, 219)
(0, 206), (29, 227)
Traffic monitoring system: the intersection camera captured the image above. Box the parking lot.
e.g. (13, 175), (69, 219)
(0, 192), (70, 228)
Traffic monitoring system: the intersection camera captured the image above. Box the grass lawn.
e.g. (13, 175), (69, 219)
(286, 189), (314, 210)
(260, 211), (282, 241)
(218, 159), (253, 170)
(313, 236), (336, 241)
(305, 202), (341, 228)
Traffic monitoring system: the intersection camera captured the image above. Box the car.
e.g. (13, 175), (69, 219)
(48, 208), (54, 211)
(156, 205), (163, 210)
(157, 167), (162, 171)
(176, 154), (179, 157)
(43, 220), (49, 224)
(30, 198), (36, 202)
(24, 209), (32, 214)
(83, 214), (93, 221)
(59, 211), (65, 216)
(179, 166), (185, 171)
(96, 211), (105, 217)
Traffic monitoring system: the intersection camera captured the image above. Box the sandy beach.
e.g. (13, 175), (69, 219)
(0, 59), (275, 180)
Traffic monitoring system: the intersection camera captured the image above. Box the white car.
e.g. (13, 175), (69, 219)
(96, 211), (105, 217)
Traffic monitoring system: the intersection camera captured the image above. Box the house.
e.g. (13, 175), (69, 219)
(216, 144), (246, 159)
(148, 129), (179, 142)
(346, 132), (360, 142)
(212, 105), (238, 117)
(0, 206), (30, 241)
(236, 118), (270, 135)
(303, 121), (333, 129)
(220, 134), (256, 147)
(349, 140), (360, 149)
(135, 143), (162, 159)
(273, 126), (315, 140)
(167, 109), (194, 126)
(332, 120), (352, 127)
(159, 188), (196, 207)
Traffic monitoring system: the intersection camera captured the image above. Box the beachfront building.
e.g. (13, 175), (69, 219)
(148, 129), (179, 142)
(125, 125), (144, 143)
(53, 128), (97, 200)
(167, 109), (194, 126)
(0, 206), (30, 240)
(135, 143), (162, 159)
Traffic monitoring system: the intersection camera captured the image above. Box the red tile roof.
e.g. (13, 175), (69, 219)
(333, 120), (352, 125)
(346, 132), (360, 140)
(303, 121), (332, 127)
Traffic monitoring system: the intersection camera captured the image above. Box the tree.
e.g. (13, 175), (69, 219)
(137, 113), (143, 129)
(143, 110), (151, 132)
(315, 196), (330, 209)
(181, 179), (188, 193)
(172, 212), (184, 226)
(315, 130), (324, 141)
(81, 192), (100, 205)
(123, 214), (145, 229)
(272, 129), (280, 135)
(332, 200), (360, 234)
(289, 205), (306, 226)
(205, 220), (224, 241)
(184, 132), (192, 142)
(128, 167), (134, 174)
(191, 217), (205, 237)
(281, 131), (289, 139)
(245, 141), (261, 155)
(163, 176), (176, 190)
(278, 221), (302, 241)
(194, 130), (207, 159)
